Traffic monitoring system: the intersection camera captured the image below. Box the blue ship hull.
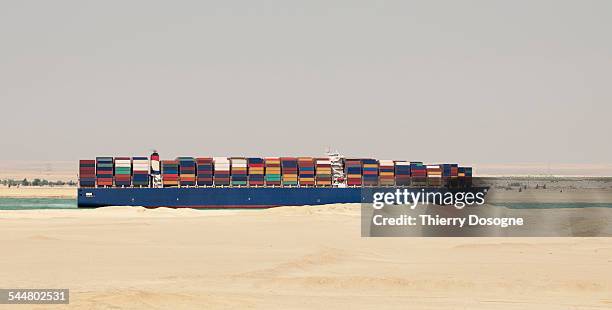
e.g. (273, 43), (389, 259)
(77, 187), (489, 208)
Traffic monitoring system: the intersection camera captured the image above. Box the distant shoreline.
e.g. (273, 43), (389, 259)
(0, 186), (76, 199)
(0, 175), (611, 202)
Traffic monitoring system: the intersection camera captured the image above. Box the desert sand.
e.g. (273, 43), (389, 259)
(1, 205), (611, 309)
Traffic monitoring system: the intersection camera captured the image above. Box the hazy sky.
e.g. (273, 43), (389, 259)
(1, 1), (611, 164)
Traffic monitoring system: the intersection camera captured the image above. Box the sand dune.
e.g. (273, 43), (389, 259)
(1, 205), (611, 309)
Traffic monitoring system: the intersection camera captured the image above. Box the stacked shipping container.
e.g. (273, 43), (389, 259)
(114, 157), (131, 187)
(465, 167), (473, 187)
(161, 160), (179, 187)
(96, 157), (113, 187)
(265, 158), (281, 186)
(247, 158), (265, 186)
(82, 153), (475, 189)
(458, 167), (473, 187)
(426, 165), (442, 186)
(79, 160), (96, 187)
(441, 164), (458, 188)
(345, 159), (362, 186)
(394, 161), (410, 186)
(298, 157), (315, 186)
(231, 158), (248, 186)
(458, 167), (466, 187)
(196, 158), (214, 186)
(213, 157), (231, 186)
(410, 162), (427, 186)
(378, 160), (395, 186)
(315, 159), (332, 186)
(178, 157), (196, 186)
(450, 164), (459, 187)
(362, 159), (379, 186)
(281, 157), (298, 186)
(132, 157), (149, 187)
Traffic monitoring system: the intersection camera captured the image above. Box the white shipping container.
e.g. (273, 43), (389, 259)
(231, 159), (247, 165)
(214, 156), (231, 171)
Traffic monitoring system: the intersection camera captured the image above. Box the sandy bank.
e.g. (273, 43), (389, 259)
(1, 205), (611, 309)
(0, 186), (76, 198)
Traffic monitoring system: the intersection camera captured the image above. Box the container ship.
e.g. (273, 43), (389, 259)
(77, 151), (488, 208)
